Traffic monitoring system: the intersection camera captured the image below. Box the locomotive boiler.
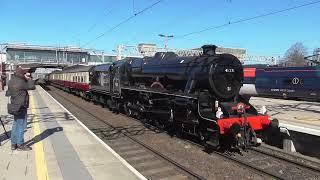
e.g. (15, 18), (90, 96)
(125, 45), (243, 100)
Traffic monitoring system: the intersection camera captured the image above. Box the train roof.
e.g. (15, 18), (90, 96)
(245, 65), (320, 70)
(113, 59), (127, 67)
(91, 64), (111, 72)
(243, 64), (269, 68)
(50, 70), (62, 74)
(62, 64), (94, 73)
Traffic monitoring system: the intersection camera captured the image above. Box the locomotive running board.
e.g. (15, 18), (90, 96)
(121, 86), (198, 99)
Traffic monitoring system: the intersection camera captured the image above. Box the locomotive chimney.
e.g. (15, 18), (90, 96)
(202, 45), (217, 56)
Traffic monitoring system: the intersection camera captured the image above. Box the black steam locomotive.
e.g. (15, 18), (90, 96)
(50, 45), (277, 150)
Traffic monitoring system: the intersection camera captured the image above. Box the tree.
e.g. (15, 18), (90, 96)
(284, 42), (308, 66)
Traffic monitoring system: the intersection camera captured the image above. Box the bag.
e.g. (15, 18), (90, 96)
(7, 103), (23, 116)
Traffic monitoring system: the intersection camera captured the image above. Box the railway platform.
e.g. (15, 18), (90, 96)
(250, 97), (320, 136)
(0, 86), (146, 180)
(250, 97), (320, 156)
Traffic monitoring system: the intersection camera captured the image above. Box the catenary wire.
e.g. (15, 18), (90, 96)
(172, 0), (320, 40)
(83, 0), (163, 47)
(70, 8), (114, 45)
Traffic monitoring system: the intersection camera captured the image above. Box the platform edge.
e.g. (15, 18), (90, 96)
(39, 86), (147, 180)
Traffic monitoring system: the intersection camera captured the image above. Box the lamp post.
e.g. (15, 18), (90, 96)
(158, 34), (174, 50)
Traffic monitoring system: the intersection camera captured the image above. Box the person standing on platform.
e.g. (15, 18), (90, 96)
(1, 74), (7, 91)
(6, 67), (35, 151)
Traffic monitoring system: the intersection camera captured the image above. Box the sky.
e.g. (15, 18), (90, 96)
(0, 0), (319, 56)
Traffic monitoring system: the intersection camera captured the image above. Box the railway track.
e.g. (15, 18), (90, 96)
(212, 148), (320, 179)
(48, 86), (205, 180)
(47, 86), (320, 179)
(180, 137), (320, 179)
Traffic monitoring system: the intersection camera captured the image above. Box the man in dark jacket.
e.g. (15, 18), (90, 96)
(6, 67), (35, 151)
(1, 74), (6, 91)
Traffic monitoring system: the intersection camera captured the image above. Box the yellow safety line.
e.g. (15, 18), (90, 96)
(30, 94), (50, 180)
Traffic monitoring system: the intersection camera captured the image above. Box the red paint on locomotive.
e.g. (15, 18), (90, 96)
(217, 115), (270, 134)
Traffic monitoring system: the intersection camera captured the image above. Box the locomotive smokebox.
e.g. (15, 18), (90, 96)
(202, 45), (217, 56)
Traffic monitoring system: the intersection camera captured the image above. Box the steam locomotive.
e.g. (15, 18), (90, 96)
(49, 45), (278, 150)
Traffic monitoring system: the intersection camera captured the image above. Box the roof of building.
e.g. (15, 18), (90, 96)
(4, 44), (89, 53)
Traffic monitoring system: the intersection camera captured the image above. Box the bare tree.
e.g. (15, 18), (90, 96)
(284, 42), (308, 66)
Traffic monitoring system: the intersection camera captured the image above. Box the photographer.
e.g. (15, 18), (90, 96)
(1, 74), (6, 91)
(6, 67), (35, 151)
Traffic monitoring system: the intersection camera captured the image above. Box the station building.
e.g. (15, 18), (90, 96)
(5, 44), (90, 65)
(3, 44), (119, 65)
(1, 44), (118, 80)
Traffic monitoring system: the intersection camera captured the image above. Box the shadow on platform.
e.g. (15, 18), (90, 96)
(27, 112), (75, 124)
(24, 127), (63, 147)
(0, 127), (63, 146)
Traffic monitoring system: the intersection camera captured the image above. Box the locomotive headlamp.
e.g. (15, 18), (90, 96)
(236, 133), (242, 138)
(216, 107), (223, 118)
(260, 106), (267, 115)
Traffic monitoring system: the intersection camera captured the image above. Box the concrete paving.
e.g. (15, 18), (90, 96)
(0, 86), (145, 180)
(0, 90), (37, 180)
(250, 97), (320, 136)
